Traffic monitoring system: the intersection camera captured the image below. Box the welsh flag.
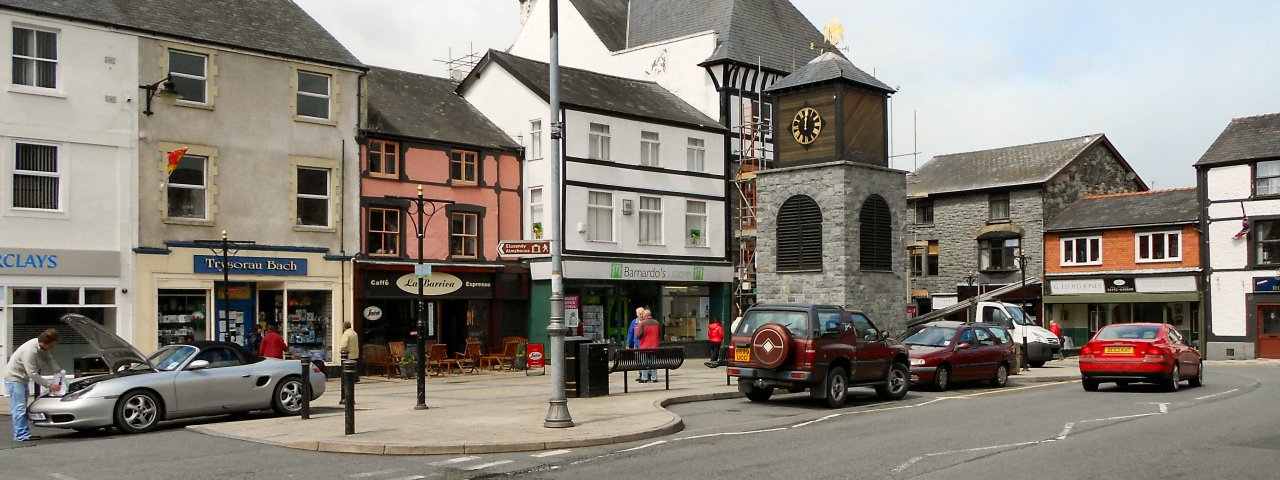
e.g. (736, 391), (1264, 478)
(166, 147), (188, 176)
(1233, 202), (1251, 240)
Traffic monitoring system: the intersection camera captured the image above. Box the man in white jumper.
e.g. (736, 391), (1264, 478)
(5, 329), (61, 442)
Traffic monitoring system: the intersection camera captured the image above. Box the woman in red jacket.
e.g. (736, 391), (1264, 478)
(259, 324), (287, 359)
(637, 309), (661, 382)
(705, 319), (724, 367)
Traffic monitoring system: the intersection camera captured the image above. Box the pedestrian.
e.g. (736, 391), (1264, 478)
(5, 329), (62, 442)
(638, 308), (661, 383)
(705, 318), (724, 368)
(1049, 319), (1064, 359)
(259, 324), (287, 359)
(625, 307), (643, 350)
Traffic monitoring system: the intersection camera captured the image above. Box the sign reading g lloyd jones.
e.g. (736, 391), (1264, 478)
(194, 255), (307, 276)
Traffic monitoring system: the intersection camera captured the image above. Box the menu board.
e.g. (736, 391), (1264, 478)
(581, 305), (605, 341)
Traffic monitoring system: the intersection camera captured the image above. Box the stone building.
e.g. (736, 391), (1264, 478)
(907, 135), (1147, 320)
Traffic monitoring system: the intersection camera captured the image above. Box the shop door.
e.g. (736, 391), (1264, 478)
(214, 282), (255, 345)
(1257, 304), (1280, 359)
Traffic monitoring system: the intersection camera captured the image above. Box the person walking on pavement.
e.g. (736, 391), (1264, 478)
(1049, 320), (1064, 359)
(625, 307), (643, 350)
(5, 329), (62, 442)
(637, 308), (661, 383)
(705, 318), (724, 367)
(259, 324), (287, 359)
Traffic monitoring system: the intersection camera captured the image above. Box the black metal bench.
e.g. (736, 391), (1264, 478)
(610, 346), (685, 392)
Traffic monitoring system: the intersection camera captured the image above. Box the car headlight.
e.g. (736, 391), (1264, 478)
(909, 358), (926, 366)
(61, 382), (96, 402)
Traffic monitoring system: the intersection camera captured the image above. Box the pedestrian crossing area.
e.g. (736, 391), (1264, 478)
(344, 449), (574, 479)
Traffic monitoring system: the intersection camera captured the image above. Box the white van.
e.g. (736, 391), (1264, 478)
(971, 301), (1061, 367)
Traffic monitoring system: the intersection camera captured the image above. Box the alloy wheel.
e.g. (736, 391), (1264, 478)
(123, 394), (157, 430)
(279, 379), (303, 412)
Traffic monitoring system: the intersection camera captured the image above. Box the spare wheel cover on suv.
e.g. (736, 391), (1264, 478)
(752, 323), (793, 369)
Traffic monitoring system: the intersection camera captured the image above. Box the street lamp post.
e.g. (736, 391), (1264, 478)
(544, 0), (573, 428)
(194, 232), (255, 344)
(1016, 249), (1030, 372)
(963, 272), (977, 322)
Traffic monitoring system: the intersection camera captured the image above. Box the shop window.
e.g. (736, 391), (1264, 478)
(450, 211), (479, 259)
(12, 26), (57, 89)
(13, 142), (59, 210)
(989, 192), (1010, 221)
(167, 154), (207, 219)
(586, 191), (613, 242)
(687, 137), (705, 172)
(158, 289), (207, 347)
(860, 195), (892, 271)
(662, 285), (712, 341)
(980, 237), (1020, 271)
(296, 167), (330, 227)
(1136, 231), (1181, 262)
(450, 150), (478, 184)
(589, 123), (611, 160)
(45, 288), (78, 304)
(296, 70), (331, 120)
(10, 286), (119, 368)
(776, 195), (822, 272)
(529, 187), (543, 239)
(367, 139), (398, 177)
(1254, 219), (1280, 266)
(1061, 236), (1102, 266)
(686, 200), (707, 247)
(367, 207), (400, 256)
(168, 49), (207, 104)
(1257, 160), (1280, 197)
(910, 241), (939, 276)
(640, 131), (660, 167)
(280, 290), (333, 361)
(638, 196), (663, 245)
(915, 200), (934, 224)
(529, 119), (543, 160)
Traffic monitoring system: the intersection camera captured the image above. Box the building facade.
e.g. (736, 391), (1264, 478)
(1042, 189), (1201, 349)
(1197, 112), (1280, 359)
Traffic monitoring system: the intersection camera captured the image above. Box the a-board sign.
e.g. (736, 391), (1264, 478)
(526, 343), (546, 375)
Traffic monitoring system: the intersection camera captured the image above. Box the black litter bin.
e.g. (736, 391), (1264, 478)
(577, 342), (610, 398)
(563, 336), (590, 397)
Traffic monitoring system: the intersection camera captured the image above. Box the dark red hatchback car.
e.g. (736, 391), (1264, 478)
(1079, 323), (1203, 392)
(902, 321), (1014, 391)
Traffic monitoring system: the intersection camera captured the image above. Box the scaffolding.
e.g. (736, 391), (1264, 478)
(732, 90), (770, 318)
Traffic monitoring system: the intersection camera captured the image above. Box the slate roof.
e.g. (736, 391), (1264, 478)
(569, 0), (826, 74)
(472, 50), (724, 131)
(765, 51), (894, 94)
(909, 134), (1108, 197)
(0, 0), (362, 68)
(365, 67), (517, 150)
(1046, 188), (1199, 232)
(1196, 112), (1280, 167)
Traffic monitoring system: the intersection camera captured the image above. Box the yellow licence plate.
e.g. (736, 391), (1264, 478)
(1104, 346), (1134, 354)
(734, 348), (751, 362)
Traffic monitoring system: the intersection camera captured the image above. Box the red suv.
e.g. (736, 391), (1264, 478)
(727, 304), (910, 407)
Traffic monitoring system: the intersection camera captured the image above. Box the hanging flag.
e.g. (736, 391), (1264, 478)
(166, 147), (188, 176)
(1234, 202), (1251, 239)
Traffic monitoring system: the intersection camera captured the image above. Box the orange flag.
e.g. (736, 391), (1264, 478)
(166, 147), (188, 176)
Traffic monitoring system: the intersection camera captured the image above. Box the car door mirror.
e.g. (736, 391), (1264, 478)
(187, 359), (210, 370)
(878, 331), (889, 341)
(955, 342), (971, 350)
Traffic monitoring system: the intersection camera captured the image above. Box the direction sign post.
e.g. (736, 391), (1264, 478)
(498, 240), (552, 257)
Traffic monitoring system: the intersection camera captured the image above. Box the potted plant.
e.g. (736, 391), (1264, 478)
(689, 229), (702, 246)
(532, 222), (543, 239)
(399, 356), (416, 380)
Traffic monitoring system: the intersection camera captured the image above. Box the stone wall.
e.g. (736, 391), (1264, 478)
(758, 161), (910, 332)
(908, 187), (1044, 298)
(1043, 143), (1144, 222)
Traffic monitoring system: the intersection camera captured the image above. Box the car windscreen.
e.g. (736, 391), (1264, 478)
(149, 345), (198, 371)
(1006, 306), (1035, 326)
(1095, 325), (1162, 341)
(735, 311), (814, 339)
(902, 325), (958, 347)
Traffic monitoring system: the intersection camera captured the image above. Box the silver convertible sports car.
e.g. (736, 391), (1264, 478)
(30, 314), (325, 434)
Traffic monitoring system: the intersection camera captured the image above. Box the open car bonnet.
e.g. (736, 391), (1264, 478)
(60, 313), (155, 372)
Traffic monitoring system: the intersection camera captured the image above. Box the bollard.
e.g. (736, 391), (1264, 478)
(342, 359), (357, 435)
(299, 355), (311, 420)
(339, 349), (349, 404)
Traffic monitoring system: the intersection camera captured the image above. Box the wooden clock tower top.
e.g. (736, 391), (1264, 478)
(766, 52), (895, 169)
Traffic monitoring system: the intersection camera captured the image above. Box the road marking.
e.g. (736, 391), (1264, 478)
(49, 475), (78, 480)
(349, 470), (400, 478)
(946, 381), (1073, 398)
(1196, 388), (1238, 400)
(889, 456), (922, 475)
(1159, 403), (1169, 414)
(618, 440), (667, 452)
(531, 449), (572, 458)
(385, 476), (430, 480)
(428, 456), (479, 466)
(1056, 423), (1074, 440)
(1078, 412), (1159, 424)
(677, 427), (788, 441)
(462, 460), (514, 471)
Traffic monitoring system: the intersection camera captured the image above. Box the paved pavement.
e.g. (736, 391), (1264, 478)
(188, 357), (1085, 455)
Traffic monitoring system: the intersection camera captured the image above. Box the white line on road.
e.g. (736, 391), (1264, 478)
(617, 440), (667, 452)
(1056, 423), (1074, 440)
(49, 474), (78, 480)
(531, 449), (572, 458)
(1078, 412), (1159, 424)
(889, 456), (923, 475)
(384, 475), (430, 480)
(462, 460), (514, 471)
(1196, 388), (1239, 400)
(1159, 403), (1169, 414)
(428, 456), (480, 466)
(349, 469), (401, 478)
(677, 427), (788, 441)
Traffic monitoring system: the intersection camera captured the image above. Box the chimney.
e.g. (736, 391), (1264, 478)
(519, 0), (535, 25)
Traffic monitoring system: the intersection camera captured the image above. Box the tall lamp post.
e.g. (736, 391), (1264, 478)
(963, 272), (977, 322)
(194, 231), (255, 344)
(385, 186), (452, 410)
(544, 0), (574, 428)
(1016, 248), (1030, 372)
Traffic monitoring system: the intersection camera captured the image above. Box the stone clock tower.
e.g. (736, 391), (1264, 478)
(755, 51), (910, 332)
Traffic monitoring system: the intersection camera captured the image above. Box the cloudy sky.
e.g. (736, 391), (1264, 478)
(294, 0), (1280, 189)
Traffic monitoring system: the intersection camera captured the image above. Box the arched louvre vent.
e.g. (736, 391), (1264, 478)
(776, 195), (823, 271)
(860, 194), (892, 271)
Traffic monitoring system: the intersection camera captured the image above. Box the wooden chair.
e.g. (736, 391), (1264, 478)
(361, 344), (394, 377)
(482, 339), (521, 370)
(443, 341), (482, 374)
(388, 341), (406, 378)
(425, 343), (448, 376)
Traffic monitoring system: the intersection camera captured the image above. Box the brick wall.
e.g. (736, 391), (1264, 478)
(1045, 224), (1200, 273)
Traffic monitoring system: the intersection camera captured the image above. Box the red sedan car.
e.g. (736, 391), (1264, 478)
(902, 321), (1014, 391)
(1079, 323), (1203, 392)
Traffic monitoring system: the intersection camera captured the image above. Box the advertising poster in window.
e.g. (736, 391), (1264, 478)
(565, 295), (580, 328)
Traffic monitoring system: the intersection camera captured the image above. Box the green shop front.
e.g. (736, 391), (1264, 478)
(528, 259), (733, 357)
(1043, 274), (1201, 349)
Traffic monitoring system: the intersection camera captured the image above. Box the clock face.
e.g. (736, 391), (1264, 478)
(791, 107), (824, 145)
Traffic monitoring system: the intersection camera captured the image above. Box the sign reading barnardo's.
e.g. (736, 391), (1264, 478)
(194, 255), (307, 276)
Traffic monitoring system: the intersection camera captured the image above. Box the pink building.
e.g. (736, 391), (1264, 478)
(356, 67), (526, 357)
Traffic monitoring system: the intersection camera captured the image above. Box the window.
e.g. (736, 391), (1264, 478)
(586, 191), (613, 242)
(910, 241), (939, 276)
(1255, 220), (1280, 265)
(167, 154), (207, 219)
(776, 195), (823, 271)
(1061, 236), (1102, 265)
(1135, 231), (1182, 263)
(638, 196), (663, 245)
(195, 347), (243, 369)
(529, 187), (544, 239)
(366, 140), (398, 177)
(1257, 160), (1280, 196)
(168, 50), (207, 103)
(686, 200), (707, 247)
(851, 313), (880, 340)
(529, 120), (543, 159)
(296, 70), (331, 119)
(979, 237), (1020, 271)
(12, 27), (56, 88)
(989, 192), (1010, 220)
(366, 207), (400, 256)
(639, 131), (661, 167)
(687, 137), (706, 172)
(589, 123), (610, 160)
(975, 328), (996, 346)
(860, 195), (892, 271)
(12, 143), (59, 210)
(915, 201), (934, 224)
(296, 167), (329, 227)
(450, 212), (479, 258)
(450, 150), (478, 184)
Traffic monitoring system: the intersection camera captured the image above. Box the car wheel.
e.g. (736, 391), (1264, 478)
(825, 366), (849, 408)
(876, 362), (910, 401)
(932, 365), (951, 392)
(1165, 364), (1181, 392)
(989, 363), (1008, 388)
(114, 390), (161, 434)
(1029, 360), (1046, 368)
(1082, 379), (1099, 391)
(745, 385), (773, 402)
(272, 376), (305, 416)
(1189, 361), (1204, 387)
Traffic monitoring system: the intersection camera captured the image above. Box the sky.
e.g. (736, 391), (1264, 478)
(293, 0), (1280, 189)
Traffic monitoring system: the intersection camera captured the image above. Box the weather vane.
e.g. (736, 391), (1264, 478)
(812, 17), (850, 53)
